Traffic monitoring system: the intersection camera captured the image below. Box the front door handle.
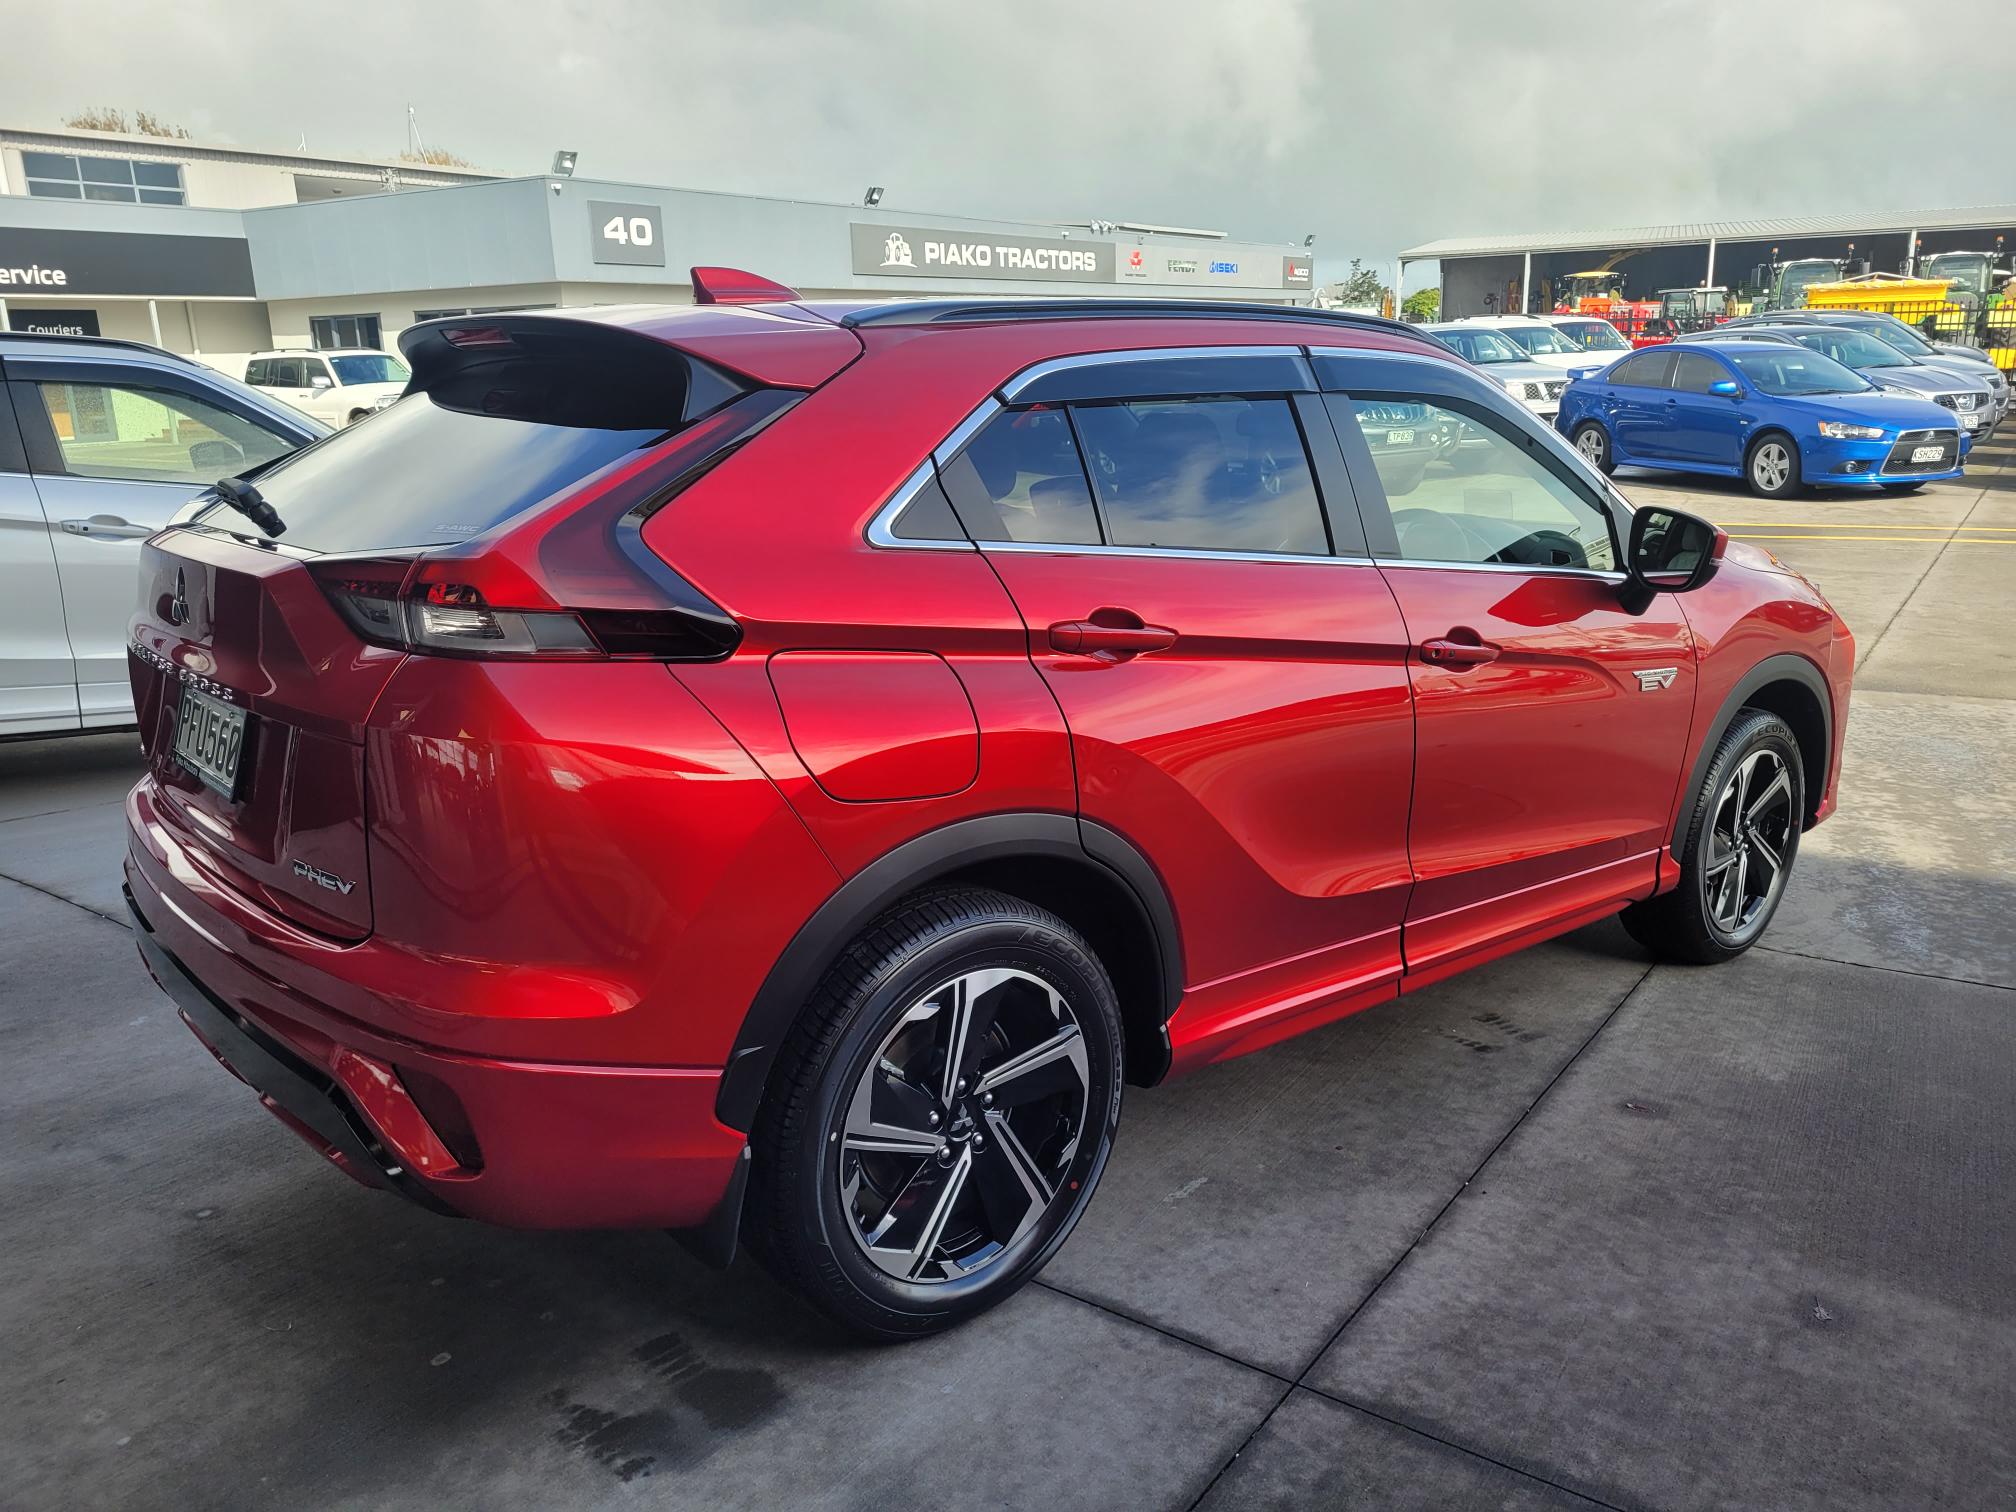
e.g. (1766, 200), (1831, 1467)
(1049, 611), (1178, 659)
(1420, 634), (1501, 668)
(60, 516), (155, 540)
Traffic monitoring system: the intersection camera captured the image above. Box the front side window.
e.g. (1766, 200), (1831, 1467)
(1337, 396), (1615, 572)
(309, 314), (384, 352)
(1071, 397), (1329, 555)
(1557, 320), (1632, 353)
(1670, 353), (1730, 394)
(23, 151), (185, 205)
(1607, 351), (1674, 388)
(329, 353), (411, 386)
(34, 381), (294, 484)
(1429, 328), (1527, 365)
(1499, 324), (1577, 357)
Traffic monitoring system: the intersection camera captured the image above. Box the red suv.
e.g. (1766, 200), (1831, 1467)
(124, 274), (1854, 1337)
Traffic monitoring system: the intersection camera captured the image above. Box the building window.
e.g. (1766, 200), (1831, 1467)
(23, 151), (185, 205)
(310, 314), (384, 351)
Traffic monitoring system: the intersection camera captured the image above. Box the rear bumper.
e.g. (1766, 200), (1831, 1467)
(124, 799), (748, 1241)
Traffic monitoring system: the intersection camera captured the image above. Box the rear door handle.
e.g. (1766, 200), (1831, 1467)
(1420, 635), (1500, 668)
(60, 516), (155, 540)
(1048, 613), (1178, 659)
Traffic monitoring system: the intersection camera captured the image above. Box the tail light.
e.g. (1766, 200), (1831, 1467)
(307, 390), (797, 662)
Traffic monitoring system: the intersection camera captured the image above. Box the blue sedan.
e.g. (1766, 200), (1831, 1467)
(1557, 340), (1967, 496)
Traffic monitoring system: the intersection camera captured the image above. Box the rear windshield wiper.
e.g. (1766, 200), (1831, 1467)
(213, 476), (286, 538)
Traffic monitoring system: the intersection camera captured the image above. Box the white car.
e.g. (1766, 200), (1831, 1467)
(243, 348), (410, 426)
(1421, 323), (1569, 419)
(1450, 315), (1601, 372)
(1534, 314), (1636, 364)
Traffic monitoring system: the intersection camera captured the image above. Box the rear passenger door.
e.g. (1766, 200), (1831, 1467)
(1597, 348), (1676, 461)
(8, 362), (301, 726)
(936, 349), (1418, 1060)
(1314, 348), (1697, 983)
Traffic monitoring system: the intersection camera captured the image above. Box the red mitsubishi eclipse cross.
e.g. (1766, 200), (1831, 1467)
(125, 272), (1853, 1337)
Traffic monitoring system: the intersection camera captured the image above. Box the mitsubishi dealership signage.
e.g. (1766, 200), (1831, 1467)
(850, 223), (1112, 283)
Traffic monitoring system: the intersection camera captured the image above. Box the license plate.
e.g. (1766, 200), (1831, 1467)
(1960, 414), (1979, 430)
(1386, 429), (1415, 445)
(1911, 444), (1948, 463)
(173, 687), (249, 798)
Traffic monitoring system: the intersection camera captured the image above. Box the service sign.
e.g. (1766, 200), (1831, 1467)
(589, 200), (667, 267)
(0, 228), (253, 297)
(850, 223), (1113, 283)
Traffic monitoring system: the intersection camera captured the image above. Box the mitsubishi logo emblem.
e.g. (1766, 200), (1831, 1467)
(166, 568), (190, 627)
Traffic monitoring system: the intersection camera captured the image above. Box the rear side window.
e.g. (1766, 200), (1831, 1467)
(196, 346), (694, 553)
(940, 407), (1101, 545)
(1072, 397), (1328, 555)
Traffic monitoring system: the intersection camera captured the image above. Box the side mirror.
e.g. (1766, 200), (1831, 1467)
(188, 439), (246, 473)
(309, 374), (333, 391)
(1709, 379), (1742, 398)
(1625, 505), (1724, 603)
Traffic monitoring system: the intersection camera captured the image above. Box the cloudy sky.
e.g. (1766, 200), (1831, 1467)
(7, 0), (2012, 289)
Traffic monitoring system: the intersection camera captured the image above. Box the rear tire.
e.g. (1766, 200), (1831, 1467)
(1746, 434), (1801, 497)
(1621, 709), (1804, 964)
(746, 886), (1124, 1339)
(1572, 420), (1615, 475)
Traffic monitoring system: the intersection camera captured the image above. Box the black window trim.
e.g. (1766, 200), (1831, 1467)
(867, 349), (1379, 564)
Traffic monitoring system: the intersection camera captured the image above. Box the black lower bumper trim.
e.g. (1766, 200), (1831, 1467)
(125, 883), (454, 1217)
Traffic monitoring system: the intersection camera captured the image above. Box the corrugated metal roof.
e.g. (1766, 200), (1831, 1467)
(1400, 204), (2016, 260)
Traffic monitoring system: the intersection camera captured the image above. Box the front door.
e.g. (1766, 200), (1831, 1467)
(1318, 359), (1698, 983)
(935, 363), (1418, 1065)
(1666, 351), (1750, 468)
(0, 380), (78, 734)
(9, 367), (299, 725)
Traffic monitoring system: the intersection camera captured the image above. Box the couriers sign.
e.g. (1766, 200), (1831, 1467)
(850, 223), (1113, 283)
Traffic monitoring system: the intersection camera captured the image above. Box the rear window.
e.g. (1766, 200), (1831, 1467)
(194, 350), (685, 554)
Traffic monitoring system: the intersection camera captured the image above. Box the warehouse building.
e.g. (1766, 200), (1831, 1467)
(1404, 204), (2016, 317)
(0, 123), (1314, 374)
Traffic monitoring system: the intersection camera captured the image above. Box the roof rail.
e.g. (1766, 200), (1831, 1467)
(838, 299), (1424, 340)
(0, 331), (202, 366)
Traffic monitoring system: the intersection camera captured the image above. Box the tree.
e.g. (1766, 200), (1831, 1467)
(64, 107), (190, 138)
(1334, 258), (1390, 308)
(1402, 287), (1440, 322)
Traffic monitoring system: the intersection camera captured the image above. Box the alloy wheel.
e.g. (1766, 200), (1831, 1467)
(1576, 426), (1607, 467)
(1703, 747), (1796, 940)
(1752, 441), (1792, 492)
(837, 967), (1090, 1283)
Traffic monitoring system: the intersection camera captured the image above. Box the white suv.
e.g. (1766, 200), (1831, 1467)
(244, 349), (409, 426)
(1449, 315), (1596, 372)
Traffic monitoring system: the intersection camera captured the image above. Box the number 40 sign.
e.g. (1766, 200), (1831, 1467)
(588, 200), (667, 268)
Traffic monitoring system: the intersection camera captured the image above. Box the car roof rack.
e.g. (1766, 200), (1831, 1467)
(0, 331), (201, 366)
(837, 298), (1423, 340)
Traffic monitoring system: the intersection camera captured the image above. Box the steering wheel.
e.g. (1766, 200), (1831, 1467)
(1391, 507), (1476, 562)
(1490, 528), (1588, 570)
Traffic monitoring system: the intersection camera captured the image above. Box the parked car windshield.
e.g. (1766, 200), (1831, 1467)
(329, 354), (411, 385)
(1430, 327), (1526, 364)
(1852, 317), (1942, 358)
(1496, 324), (1578, 357)
(1555, 319), (1631, 352)
(1782, 329), (1913, 370)
(1726, 348), (1873, 396)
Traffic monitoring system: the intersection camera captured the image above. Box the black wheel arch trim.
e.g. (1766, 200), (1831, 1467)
(714, 812), (1182, 1133)
(1673, 652), (1831, 851)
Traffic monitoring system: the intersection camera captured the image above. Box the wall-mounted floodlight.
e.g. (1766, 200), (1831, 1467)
(864, 186), (885, 207)
(1304, 234), (1316, 248)
(551, 150), (578, 177)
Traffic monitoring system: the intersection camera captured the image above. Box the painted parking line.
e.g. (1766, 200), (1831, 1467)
(1728, 534), (2016, 544)
(1712, 521), (2016, 531)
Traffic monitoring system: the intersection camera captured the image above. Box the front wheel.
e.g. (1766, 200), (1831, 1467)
(746, 887), (1124, 1338)
(1572, 421), (1615, 475)
(1621, 709), (1804, 964)
(1746, 435), (1801, 497)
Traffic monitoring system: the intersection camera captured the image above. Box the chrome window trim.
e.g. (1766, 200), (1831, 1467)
(997, 345), (1314, 403)
(974, 539), (1373, 567)
(932, 396), (1004, 471)
(864, 458), (976, 551)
